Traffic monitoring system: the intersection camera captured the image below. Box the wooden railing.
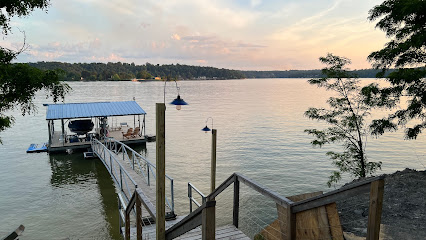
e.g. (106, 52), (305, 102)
(119, 188), (157, 240)
(170, 172), (384, 240)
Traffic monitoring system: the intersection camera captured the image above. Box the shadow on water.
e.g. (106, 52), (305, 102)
(49, 153), (123, 239)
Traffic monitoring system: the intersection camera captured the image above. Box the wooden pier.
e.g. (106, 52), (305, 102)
(91, 137), (384, 240)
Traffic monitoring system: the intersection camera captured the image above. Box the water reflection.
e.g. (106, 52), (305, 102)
(48, 153), (123, 239)
(49, 153), (96, 187)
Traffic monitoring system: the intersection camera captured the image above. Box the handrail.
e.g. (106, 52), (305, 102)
(188, 182), (206, 212)
(292, 175), (385, 213)
(179, 172), (384, 240)
(103, 138), (174, 213)
(92, 139), (138, 202)
(165, 200), (216, 240)
(206, 173), (294, 207)
(120, 188), (157, 240)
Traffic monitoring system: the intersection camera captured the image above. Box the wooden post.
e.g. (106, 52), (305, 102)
(125, 210), (130, 240)
(156, 103), (166, 240)
(202, 201), (216, 240)
(286, 206), (296, 240)
(233, 176), (240, 228)
(136, 195), (142, 240)
(211, 129), (217, 193)
(367, 179), (384, 240)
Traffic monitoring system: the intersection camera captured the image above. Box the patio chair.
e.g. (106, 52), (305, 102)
(122, 128), (133, 139)
(131, 127), (140, 138)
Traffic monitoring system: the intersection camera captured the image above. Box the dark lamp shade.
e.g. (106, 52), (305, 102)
(170, 95), (188, 106)
(202, 125), (211, 131)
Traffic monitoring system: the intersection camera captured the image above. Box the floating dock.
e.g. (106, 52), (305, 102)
(44, 101), (153, 153)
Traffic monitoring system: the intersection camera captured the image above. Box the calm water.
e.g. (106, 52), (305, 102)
(1, 79), (425, 239)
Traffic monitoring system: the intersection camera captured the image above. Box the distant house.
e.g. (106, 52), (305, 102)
(154, 77), (162, 80)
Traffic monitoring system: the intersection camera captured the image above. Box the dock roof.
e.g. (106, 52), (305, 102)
(45, 101), (146, 120)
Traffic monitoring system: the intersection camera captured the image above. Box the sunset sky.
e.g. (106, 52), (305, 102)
(1, 0), (389, 70)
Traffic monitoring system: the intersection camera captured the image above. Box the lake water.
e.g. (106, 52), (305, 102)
(1, 79), (425, 239)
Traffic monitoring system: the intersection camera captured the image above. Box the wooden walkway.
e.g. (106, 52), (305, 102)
(92, 139), (171, 219)
(128, 221), (250, 240)
(94, 139), (250, 240)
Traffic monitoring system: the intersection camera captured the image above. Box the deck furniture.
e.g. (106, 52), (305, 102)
(122, 128), (133, 139)
(131, 127), (140, 138)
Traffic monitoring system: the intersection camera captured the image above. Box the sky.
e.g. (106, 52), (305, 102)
(1, 0), (389, 70)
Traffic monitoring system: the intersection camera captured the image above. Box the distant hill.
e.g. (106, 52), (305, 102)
(241, 69), (394, 78)
(28, 61), (245, 81)
(27, 61), (392, 81)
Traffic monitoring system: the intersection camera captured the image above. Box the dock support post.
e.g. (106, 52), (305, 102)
(211, 129), (217, 193)
(156, 103), (166, 240)
(367, 179), (384, 240)
(233, 176), (239, 228)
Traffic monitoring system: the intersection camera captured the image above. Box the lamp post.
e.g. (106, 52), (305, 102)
(156, 77), (188, 240)
(201, 117), (216, 239)
(201, 117), (216, 193)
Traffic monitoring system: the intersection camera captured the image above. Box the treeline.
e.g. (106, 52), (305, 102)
(241, 69), (394, 78)
(27, 61), (393, 81)
(28, 62), (246, 81)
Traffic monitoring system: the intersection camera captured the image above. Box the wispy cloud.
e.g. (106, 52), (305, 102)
(4, 0), (387, 70)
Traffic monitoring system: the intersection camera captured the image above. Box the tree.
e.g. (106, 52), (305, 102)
(1, 0), (70, 143)
(111, 73), (121, 80)
(362, 0), (426, 139)
(305, 54), (382, 187)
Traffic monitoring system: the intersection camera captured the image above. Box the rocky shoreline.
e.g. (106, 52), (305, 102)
(338, 168), (426, 240)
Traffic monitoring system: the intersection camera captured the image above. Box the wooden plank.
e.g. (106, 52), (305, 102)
(292, 184), (370, 213)
(174, 225), (249, 240)
(292, 176), (384, 213)
(367, 179), (384, 240)
(326, 203), (344, 240)
(156, 103), (166, 240)
(259, 191), (342, 240)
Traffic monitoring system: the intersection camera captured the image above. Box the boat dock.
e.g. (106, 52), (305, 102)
(44, 101), (154, 153)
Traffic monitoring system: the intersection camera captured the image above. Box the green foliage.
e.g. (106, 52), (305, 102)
(305, 54), (382, 187)
(0, 0), (50, 35)
(136, 70), (152, 79)
(111, 73), (121, 80)
(365, 0), (426, 139)
(242, 69), (395, 79)
(0, 0), (70, 143)
(29, 62), (246, 80)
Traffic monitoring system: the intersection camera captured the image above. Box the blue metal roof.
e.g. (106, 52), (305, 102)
(45, 101), (146, 120)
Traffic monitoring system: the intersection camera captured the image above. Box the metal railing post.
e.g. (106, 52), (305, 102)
(120, 168), (123, 191)
(132, 152), (135, 170)
(233, 176), (239, 228)
(171, 179), (175, 214)
(188, 183), (192, 213)
(147, 164), (150, 186)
